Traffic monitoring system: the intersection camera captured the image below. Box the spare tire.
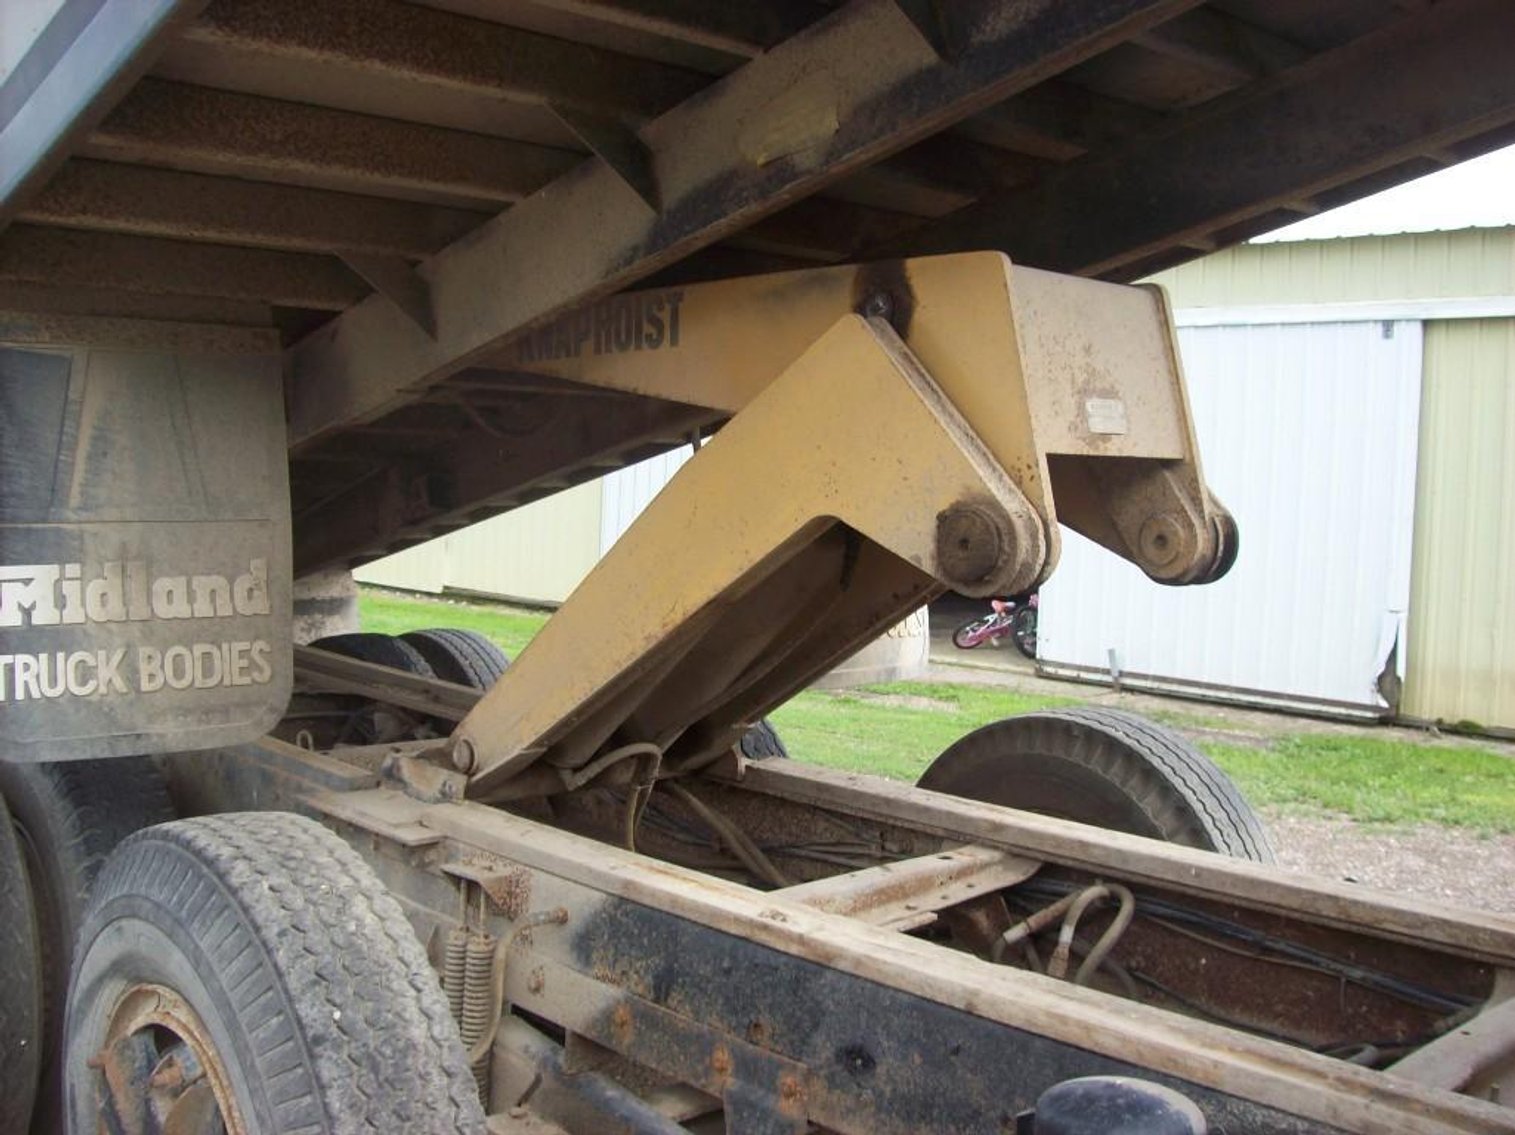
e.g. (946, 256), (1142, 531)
(400, 628), (510, 688)
(918, 707), (1273, 861)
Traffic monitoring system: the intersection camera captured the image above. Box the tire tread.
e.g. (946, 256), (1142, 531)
(78, 813), (484, 1135)
(919, 707), (1274, 861)
(309, 633), (436, 677)
(0, 755), (175, 1134)
(399, 628), (510, 688)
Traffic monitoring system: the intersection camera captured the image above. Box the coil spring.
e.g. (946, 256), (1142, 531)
(443, 927), (468, 1025)
(462, 932), (496, 1105)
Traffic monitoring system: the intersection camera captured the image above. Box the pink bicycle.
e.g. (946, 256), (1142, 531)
(951, 593), (1038, 659)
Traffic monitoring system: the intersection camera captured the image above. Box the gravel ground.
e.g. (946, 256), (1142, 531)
(1265, 812), (1515, 916)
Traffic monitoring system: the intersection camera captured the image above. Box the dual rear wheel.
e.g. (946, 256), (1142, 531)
(0, 758), (176, 1134)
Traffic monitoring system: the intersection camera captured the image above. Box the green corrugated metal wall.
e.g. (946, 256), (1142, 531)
(1404, 319), (1515, 728)
(1152, 228), (1515, 307)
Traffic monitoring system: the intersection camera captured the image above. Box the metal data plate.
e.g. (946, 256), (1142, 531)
(0, 345), (292, 761)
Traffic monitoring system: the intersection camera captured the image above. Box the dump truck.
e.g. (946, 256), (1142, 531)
(4, 2), (1515, 1132)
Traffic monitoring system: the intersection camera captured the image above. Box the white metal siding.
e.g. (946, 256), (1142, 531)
(444, 480), (602, 604)
(599, 445), (694, 553)
(352, 536), (448, 594)
(355, 479), (602, 605)
(1038, 320), (1423, 711)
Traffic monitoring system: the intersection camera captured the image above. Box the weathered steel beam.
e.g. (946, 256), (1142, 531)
(285, 0), (1201, 451)
(291, 397), (712, 574)
(0, 281), (273, 327)
(79, 84), (1026, 245)
(527, 0), (827, 58)
(730, 197), (923, 262)
(177, 0), (707, 121)
(340, 254), (436, 337)
(418, 789), (1515, 1135)
(19, 158), (485, 257)
(0, 225), (366, 310)
(87, 79), (582, 210)
(896, 0), (1515, 278)
(1131, 7), (1307, 81)
(829, 136), (1054, 217)
(0, 0), (205, 234)
(955, 80), (1165, 162)
(0, 310), (279, 356)
(550, 104), (662, 211)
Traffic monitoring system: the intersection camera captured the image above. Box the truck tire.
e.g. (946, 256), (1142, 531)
(310, 631), (437, 676)
(0, 793), (42, 1135)
(400, 628), (511, 687)
(917, 708), (1274, 861)
(65, 813), (486, 1135)
(0, 757), (175, 1133)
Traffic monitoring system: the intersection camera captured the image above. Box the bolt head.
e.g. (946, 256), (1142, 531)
(936, 503), (1007, 588)
(1137, 513), (1186, 568)
(861, 291), (894, 320)
(451, 737), (476, 773)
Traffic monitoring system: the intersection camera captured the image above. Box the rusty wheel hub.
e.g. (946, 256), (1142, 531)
(89, 983), (247, 1135)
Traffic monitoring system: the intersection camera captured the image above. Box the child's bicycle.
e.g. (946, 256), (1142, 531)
(951, 593), (1038, 659)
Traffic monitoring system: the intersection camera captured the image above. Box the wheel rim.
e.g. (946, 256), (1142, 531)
(92, 983), (246, 1135)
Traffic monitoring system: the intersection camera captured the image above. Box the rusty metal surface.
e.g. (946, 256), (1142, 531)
(156, 734), (1515, 1132)
(93, 983), (250, 1135)
(776, 843), (1041, 928)
(893, 0), (1515, 280)
(0, 224), (367, 310)
(20, 158), (486, 258)
(280, 0), (1198, 453)
(419, 787), (1515, 1132)
(6, 0), (1515, 572)
(87, 78), (581, 209)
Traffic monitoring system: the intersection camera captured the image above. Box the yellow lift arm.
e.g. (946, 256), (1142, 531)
(449, 252), (1235, 800)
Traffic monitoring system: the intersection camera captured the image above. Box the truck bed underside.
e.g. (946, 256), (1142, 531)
(5, 0), (1515, 574)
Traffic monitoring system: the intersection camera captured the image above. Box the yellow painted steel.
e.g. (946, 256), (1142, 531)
(462, 314), (1046, 795)
(505, 252), (1227, 580)
(451, 254), (1235, 797)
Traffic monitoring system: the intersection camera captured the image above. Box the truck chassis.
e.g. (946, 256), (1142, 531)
(6, 2), (1515, 1132)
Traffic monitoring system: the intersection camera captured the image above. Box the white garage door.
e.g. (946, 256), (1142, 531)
(1038, 319), (1423, 713)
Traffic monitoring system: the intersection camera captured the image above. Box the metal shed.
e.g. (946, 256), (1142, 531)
(1040, 225), (1515, 729)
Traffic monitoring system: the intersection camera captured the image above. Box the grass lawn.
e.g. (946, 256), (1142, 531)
(768, 683), (1077, 782)
(359, 588), (548, 658)
(1198, 735), (1515, 833)
(357, 587), (1515, 832)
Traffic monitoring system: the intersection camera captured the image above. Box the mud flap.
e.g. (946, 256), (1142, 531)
(0, 345), (291, 760)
